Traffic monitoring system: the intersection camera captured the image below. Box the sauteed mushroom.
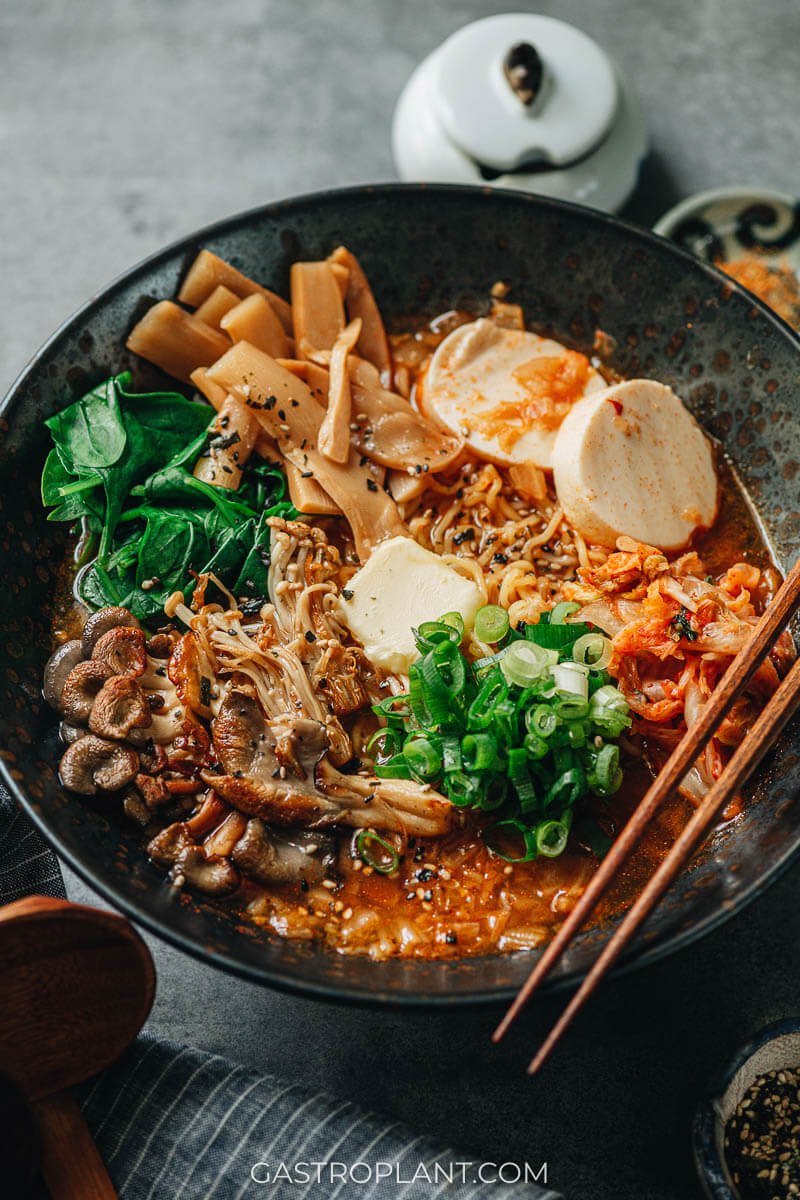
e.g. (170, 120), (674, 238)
(88, 676), (152, 740)
(43, 640), (84, 713)
(58, 720), (86, 746)
(91, 626), (147, 676)
(60, 660), (113, 724)
(147, 823), (240, 895)
(59, 735), (139, 795)
(81, 606), (141, 657)
(231, 819), (335, 885)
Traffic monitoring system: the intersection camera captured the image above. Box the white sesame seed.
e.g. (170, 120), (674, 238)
(322, 879), (336, 889)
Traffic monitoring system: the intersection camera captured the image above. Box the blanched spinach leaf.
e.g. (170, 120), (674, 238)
(44, 373), (295, 621)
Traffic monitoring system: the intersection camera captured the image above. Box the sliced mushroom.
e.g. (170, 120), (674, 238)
(204, 691), (453, 836)
(81, 606), (140, 657)
(58, 719), (86, 746)
(91, 626), (147, 677)
(61, 660), (113, 724)
(122, 788), (151, 827)
(59, 735), (139, 796)
(147, 823), (240, 895)
(232, 819), (335, 885)
(88, 675), (152, 740)
(43, 640), (84, 713)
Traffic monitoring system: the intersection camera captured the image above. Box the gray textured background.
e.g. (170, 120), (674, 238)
(2, 2), (800, 1197)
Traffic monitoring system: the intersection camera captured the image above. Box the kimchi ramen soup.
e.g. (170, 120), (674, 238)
(42, 248), (792, 960)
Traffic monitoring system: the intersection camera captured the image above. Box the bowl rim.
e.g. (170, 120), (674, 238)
(3, 180), (800, 1005)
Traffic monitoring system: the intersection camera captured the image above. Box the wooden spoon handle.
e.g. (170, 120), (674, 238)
(34, 1090), (117, 1200)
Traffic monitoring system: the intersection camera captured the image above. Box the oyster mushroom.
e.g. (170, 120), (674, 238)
(43, 640), (84, 713)
(59, 735), (139, 796)
(231, 819), (335, 885)
(147, 823), (240, 895)
(204, 691), (453, 836)
(91, 626), (147, 677)
(81, 606), (141, 657)
(88, 676), (152, 740)
(61, 660), (113, 724)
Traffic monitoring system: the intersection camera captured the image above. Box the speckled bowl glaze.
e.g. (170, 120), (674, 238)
(693, 1018), (800, 1199)
(2, 184), (800, 1004)
(654, 186), (800, 288)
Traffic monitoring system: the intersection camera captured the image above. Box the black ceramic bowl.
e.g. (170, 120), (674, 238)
(2, 184), (800, 1004)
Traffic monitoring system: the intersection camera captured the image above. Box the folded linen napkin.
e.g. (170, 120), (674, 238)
(0, 787), (560, 1199)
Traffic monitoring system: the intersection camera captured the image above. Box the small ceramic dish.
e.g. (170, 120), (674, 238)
(693, 1017), (800, 1199)
(655, 187), (800, 330)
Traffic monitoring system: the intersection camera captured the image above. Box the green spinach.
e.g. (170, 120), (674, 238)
(42, 372), (296, 620)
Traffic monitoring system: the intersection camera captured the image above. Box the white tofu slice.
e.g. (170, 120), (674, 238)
(336, 536), (483, 673)
(551, 379), (718, 550)
(421, 318), (604, 468)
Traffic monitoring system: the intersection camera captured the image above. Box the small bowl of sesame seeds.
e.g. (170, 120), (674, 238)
(694, 1019), (800, 1200)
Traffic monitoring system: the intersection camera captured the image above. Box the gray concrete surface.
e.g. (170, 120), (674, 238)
(2, 2), (800, 1197)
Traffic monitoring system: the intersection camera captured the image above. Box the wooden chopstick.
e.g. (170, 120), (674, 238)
(527, 649), (800, 1073)
(494, 553), (800, 1044)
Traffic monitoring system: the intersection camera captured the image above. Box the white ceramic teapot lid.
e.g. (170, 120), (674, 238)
(433, 13), (618, 172)
(392, 13), (647, 214)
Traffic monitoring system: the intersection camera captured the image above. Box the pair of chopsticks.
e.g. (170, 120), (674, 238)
(494, 555), (800, 1074)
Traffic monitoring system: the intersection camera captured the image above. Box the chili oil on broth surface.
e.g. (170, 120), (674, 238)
(43, 287), (783, 963)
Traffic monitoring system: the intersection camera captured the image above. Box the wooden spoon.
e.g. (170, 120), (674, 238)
(0, 895), (155, 1198)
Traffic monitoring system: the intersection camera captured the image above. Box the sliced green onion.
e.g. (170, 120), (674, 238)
(440, 610), (465, 641)
(550, 601), (581, 625)
(365, 727), (401, 760)
(402, 734), (441, 781)
(414, 618), (461, 652)
(572, 632), (613, 670)
(374, 752), (414, 779)
(553, 694), (590, 721)
(462, 731), (501, 772)
(551, 661), (589, 700)
(500, 641), (555, 687)
(590, 684), (629, 712)
(528, 704), (558, 738)
(446, 770), (484, 807)
(545, 766), (585, 809)
(589, 742), (622, 795)
(508, 747), (537, 812)
(468, 673), (507, 729)
(536, 811), (573, 858)
(441, 734), (462, 772)
(484, 818), (538, 862)
(565, 721), (586, 749)
(372, 694), (412, 727)
(356, 829), (400, 874)
(524, 731), (549, 759)
(474, 604), (510, 644)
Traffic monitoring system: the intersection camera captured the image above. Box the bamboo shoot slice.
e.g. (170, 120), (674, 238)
(126, 302), (230, 384)
(207, 341), (404, 559)
(328, 246), (392, 379)
(194, 285), (240, 330)
(319, 318), (362, 464)
(221, 293), (289, 358)
(290, 261), (345, 359)
(177, 250), (292, 333)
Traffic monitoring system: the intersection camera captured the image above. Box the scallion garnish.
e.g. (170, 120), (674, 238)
(369, 602), (631, 862)
(355, 829), (400, 874)
(474, 604), (510, 644)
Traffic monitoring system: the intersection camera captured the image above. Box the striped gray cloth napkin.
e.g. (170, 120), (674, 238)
(0, 787), (561, 1200)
